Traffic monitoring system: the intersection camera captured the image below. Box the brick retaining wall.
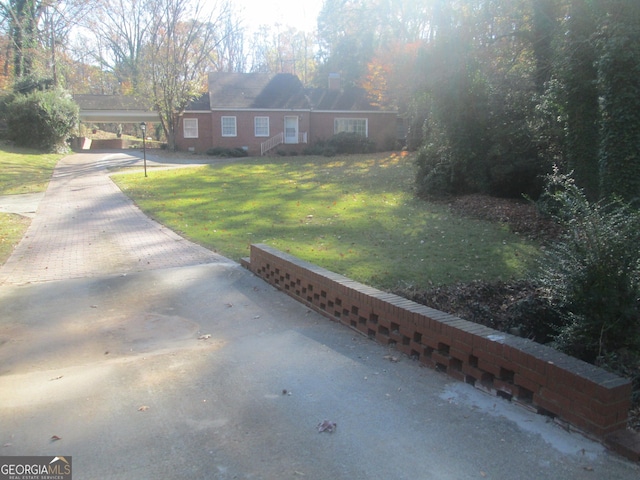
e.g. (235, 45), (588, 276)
(243, 243), (640, 459)
(87, 138), (130, 149)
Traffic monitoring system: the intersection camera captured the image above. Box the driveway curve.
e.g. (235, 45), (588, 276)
(0, 152), (638, 479)
(0, 152), (231, 285)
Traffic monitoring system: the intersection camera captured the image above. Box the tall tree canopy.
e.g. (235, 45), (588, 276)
(89, 0), (153, 92)
(143, 0), (233, 150)
(0, 0), (637, 200)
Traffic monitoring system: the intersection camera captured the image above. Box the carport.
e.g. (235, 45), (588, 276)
(73, 94), (161, 150)
(74, 94), (160, 123)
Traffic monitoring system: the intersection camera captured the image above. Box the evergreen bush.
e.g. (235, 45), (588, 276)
(327, 132), (376, 154)
(536, 169), (640, 364)
(414, 141), (454, 197)
(206, 147), (248, 158)
(5, 89), (78, 152)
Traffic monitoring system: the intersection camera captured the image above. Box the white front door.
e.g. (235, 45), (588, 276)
(284, 116), (299, 144)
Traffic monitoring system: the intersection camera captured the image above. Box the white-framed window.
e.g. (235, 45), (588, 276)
(183, 118), (199, 138)
(221, 116), (237, 137)
(254, 116), (270, 137)
(334, 118), (368, 137)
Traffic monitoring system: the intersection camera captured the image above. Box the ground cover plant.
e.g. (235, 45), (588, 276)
(112, 152), (538, 292)
(0, 146), (62, 262)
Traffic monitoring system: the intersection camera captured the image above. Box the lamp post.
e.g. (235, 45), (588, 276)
(140, 122), (147, 177)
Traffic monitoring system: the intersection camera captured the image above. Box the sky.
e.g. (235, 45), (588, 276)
(234, 0), (324, 33)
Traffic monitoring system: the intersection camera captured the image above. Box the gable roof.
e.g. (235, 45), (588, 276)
(208, 72), (308, 109)
(187, 92), (211, 111)
(201, 72), (386, 112)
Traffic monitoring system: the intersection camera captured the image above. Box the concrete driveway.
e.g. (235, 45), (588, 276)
(0, 152), (638, 479)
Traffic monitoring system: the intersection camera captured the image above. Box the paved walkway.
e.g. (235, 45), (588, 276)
(0, 152), (231, 285)
(0, 152), (638, 479)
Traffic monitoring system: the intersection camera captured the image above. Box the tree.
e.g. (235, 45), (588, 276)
(5, 87), (78, 151)
(0, 0), (44, 78)
(531, 0), (558, 93)
(563, 0), (600, 200)
(208, 2), (245, 73)
(316, 0), (379, 86)
(143, 0), (233, 150)
(88, 0), (153, 92)
(411, 0), (570, 198)
(247, 25), (316, 83)
(597, 0), (640, 203)
(41, 0), (91, 87)
(0, 0), (89, 88)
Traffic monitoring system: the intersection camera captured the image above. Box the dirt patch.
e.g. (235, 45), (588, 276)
(446, 193), (563, 243)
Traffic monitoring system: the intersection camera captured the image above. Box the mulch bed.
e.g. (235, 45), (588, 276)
(393, 193), (639, 432)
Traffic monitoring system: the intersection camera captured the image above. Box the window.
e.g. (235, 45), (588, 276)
(183, 118), (199, 138)
(334, 118), (368, 136)
(254, 116), (270, 137)
(221, 116), (237, 137)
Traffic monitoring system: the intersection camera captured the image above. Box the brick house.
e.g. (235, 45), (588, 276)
(175, 72), (399, 156)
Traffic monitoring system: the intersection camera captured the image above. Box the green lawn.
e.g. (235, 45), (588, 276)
(113, 152), (540, 291)
(0, 146), (62, 263)
(0, 146), (61, 195)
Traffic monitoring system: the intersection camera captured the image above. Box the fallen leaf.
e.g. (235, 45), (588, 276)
(317, 420), (337, 433)
(51, 435), (61, 442)
(198, 334), (211, 340)
(138, 406), (150, 412)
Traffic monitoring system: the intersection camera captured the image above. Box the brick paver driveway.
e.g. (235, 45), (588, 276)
(0, 152), (230, 285)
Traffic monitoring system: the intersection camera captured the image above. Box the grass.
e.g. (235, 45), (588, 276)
(0, 145), (63, 263)
(0, 145), (62, 195)
(112, 152), (540, 291)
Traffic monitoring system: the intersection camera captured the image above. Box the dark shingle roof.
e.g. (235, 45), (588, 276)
(203, 72), (381, 112)
(187, 92), (211, 111)
(207, 72), (308, 109)
(252, 74), (308, 109)
(304, 86), (381, 111)
(73, 95), (150, 111)
(75, 76), (388, 114)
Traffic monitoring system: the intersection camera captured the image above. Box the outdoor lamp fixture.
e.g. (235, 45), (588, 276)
(140, 122), (147, 177)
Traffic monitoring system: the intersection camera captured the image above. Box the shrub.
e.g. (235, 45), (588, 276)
(5, 89), (78, 152)
(535, 169), (640, 364)
(327, 132), (376, 154)
(303, 141), (336, 157)
(414, 141), (454, 197)
(206, 147), (248, 158)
